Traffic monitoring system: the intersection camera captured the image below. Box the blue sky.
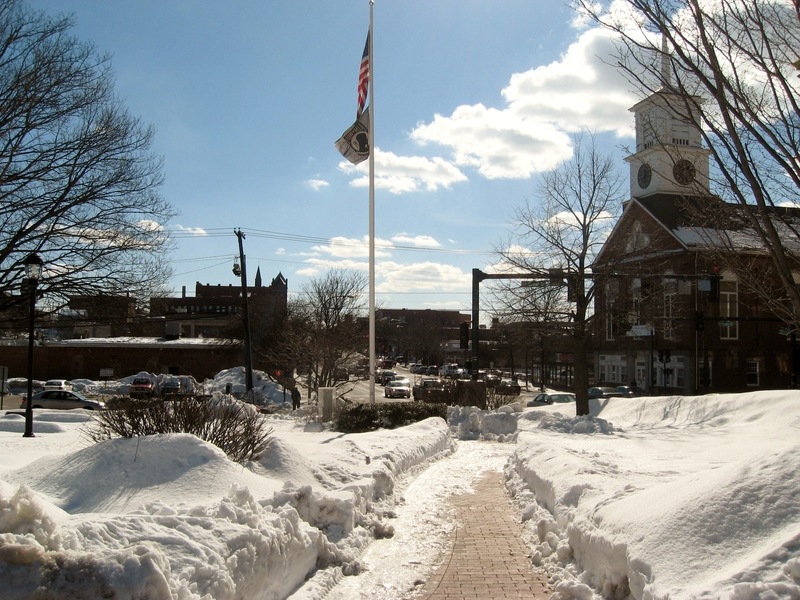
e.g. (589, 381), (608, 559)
(26, 0), (639, 319)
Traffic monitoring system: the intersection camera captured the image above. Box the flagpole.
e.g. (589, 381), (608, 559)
(367, 0), (376, 404)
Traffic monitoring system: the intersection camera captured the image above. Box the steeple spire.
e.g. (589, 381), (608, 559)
(661, 34), (671, 89)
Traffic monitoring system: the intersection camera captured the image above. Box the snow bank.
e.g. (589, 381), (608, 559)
(0, 413), (453, 600)
(508, 392), (800, 599)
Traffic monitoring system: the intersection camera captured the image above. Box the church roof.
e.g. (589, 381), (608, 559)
(633, 194), (800, 253)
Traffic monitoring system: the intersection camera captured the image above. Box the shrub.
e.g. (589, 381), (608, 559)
(334, 400), (447, 433)
(87, 395), (273, 463)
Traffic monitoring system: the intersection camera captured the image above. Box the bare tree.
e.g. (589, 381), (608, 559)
(290, 269), (368, 394)
(575, 0), (800, 324)
(498, 133), (625, 415)
(0, 0), (175, 315)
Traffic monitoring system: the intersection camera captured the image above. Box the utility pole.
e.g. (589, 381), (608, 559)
(234, 229), (254, 398)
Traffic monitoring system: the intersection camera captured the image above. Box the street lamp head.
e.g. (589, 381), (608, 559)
(23, 253), (43, 281)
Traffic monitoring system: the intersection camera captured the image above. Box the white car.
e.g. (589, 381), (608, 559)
(439, 364), (464, 378)
(384, 379), (411, 398)
(43, 379), (72, 391)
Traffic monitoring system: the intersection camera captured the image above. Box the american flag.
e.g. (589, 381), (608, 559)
(357, 32), (370, 118)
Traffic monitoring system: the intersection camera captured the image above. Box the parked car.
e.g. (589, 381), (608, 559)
(425, 365), (439, 375)
(615, 385), (643, 397)
(43, 379), (71, 391)
(497, 378), (521, 395)
(484, 371), (501, 387)
(21, 390), (105, 410)
(588, 386), (625, 399)
(384, 379), (411, 398)
(412, 378), (449, 402)
(527, 392), (576, 406)
(160, 380), (183, 397)
(129, 377), (155, 398)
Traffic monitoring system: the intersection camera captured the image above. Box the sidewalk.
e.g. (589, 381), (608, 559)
(416, 470), (553, 600)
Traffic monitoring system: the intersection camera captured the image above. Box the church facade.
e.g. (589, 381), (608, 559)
(591, 86), (800, 394)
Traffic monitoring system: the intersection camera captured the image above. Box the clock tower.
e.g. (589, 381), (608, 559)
(625, 88), (711, 198)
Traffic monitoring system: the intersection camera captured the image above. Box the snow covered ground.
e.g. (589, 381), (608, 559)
(0, 373), (798, 599)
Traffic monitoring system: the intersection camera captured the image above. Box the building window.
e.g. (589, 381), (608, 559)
(663, 276), (677, 340)
(605, 281), (618, 341)
(746, 359), (760, 386)
(599, 354), (626, 384)
(720, 279), (738, 340)
(632, 279), (643, 325)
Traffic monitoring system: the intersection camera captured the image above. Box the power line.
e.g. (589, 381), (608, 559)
(165, 227), (492, 257)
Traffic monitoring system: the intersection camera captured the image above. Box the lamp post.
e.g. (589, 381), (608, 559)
(23, 253), (43, 438)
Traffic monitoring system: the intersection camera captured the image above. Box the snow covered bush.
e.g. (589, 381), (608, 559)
(86, 394), (273, 463)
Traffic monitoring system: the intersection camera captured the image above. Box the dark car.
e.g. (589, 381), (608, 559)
(160, 380), (183, 396)
(22, 390), (106, 410)
(615, 385), (644, 398)
(527, 392), (576, 406)
(376, 370), (397, 386)
(484, 371), (501, 387)
(497, 378), (521, 395)
(588, 386), (625, 399)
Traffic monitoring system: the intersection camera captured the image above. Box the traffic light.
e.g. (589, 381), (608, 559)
(664, 349), (671, 363)
(695, 310), (705, 331)
(459, 322), (469, 349)
(658, 349), (664, 362)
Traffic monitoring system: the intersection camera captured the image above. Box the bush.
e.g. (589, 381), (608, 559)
(334, 400), (447, 433)
(87, 395), (273, 463)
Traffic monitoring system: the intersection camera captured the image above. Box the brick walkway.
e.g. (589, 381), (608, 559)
(416, 470), (553, 600)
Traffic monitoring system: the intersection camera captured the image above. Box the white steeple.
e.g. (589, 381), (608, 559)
(624, 36), (712, 198)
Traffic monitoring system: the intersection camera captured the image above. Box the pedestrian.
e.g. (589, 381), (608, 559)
(291, 387), (301, 410)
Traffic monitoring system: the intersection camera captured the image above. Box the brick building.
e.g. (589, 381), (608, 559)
(592, 85), (800, 394)
(0, 270), (288, 382)
(149, 269), (288, 339)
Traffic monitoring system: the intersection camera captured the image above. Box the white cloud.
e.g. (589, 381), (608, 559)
(339, 149), (468, 195)
(377, 261), (471, 293)
(175, 225), (208, 236)
(308, 236), (393, 259)
(304, 179), (330, 191)
(390, 234), (441, 248)
(406, 27), (636, 181)
(412, 104), (574, 180)
(337, 25), (638, 190)
(501, 28), (636, 137)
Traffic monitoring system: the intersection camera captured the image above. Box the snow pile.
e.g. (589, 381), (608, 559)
(521, 407), (616, 434)
(508, 392), (800, 599)
(2, 382), (800, 599)
(447, 402), (523, 442)
(0, 412), (453, 600)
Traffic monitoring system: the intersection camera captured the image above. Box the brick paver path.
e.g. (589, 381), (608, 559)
(417, 470), (552, 600)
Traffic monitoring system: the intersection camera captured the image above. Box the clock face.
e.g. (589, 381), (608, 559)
(637, 163), (652, 189)
(673, 159), (696, 185)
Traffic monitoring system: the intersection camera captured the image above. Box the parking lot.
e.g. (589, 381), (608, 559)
(341, 365), (543, 405)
